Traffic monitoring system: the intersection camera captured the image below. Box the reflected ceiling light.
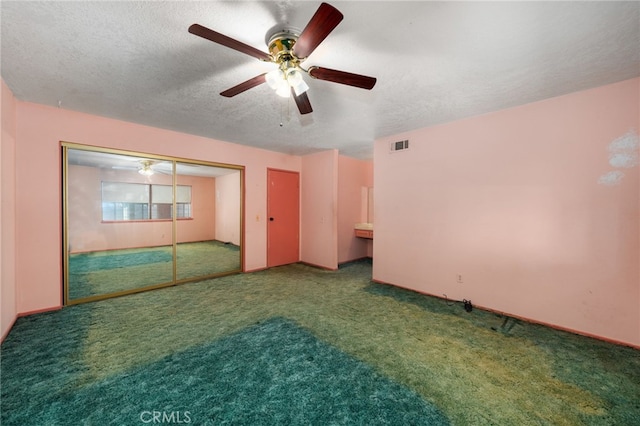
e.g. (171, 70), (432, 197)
(138, 160), (154, 176)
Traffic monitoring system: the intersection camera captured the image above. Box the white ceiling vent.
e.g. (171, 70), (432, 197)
(390, 140), (409, 153)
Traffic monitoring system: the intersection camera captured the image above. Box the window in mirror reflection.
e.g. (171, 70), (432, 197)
(100, 182), (193, 221)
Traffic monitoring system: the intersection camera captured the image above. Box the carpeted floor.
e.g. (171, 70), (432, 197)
(2, 260), (639, 425)
(68, 241), (241, 300)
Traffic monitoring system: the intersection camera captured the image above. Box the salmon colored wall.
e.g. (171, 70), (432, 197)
(337, 155), (373, 263)
(214, 172), (241, 246)
(68, 165), (216, 252)
(14, 101), (301, 314)
(301, 150), (339, 270)
(176, 175), (216, 244)
(374, 78), (640, 346)
(1, 79), (17, 340)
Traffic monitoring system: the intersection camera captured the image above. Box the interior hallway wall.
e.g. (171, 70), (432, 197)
(338, 155), (373, 263)
(1, 79), (17, 340)
(301, 150), (339, 270)
(374, 78), (640, 346)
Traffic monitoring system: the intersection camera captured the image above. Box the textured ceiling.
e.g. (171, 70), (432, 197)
(2, 1), (639, 159)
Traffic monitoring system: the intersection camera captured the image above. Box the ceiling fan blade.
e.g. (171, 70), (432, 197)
(293, 3), (343, 59)
(308, 66), (377, 90)
(220, 73), (267, 97)
(188, 24), (271, 62)
(292, 88), (313, 115)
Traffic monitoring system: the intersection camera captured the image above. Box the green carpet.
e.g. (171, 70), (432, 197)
(2, 317), (447, 425)
(176, 240), (241, 281)
(69, 249), (173, 273)
(68, 241), (241, 300)
(2, 260), (640, 425)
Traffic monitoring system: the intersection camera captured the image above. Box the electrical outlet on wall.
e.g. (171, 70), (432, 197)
(457, 274), (463, 283)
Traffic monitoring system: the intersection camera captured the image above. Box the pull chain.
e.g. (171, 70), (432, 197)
(279, 94), (291, 127)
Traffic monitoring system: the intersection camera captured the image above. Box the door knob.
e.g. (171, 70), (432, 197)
(269, 217), (274, 221)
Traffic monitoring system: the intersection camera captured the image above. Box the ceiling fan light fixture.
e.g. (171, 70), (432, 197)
(138, 160), (155, 176)
(275, 81), (291, 98)
(292, 78), (309, 96)
(288, 68), (309, 96)
(286, 68), (302, 85)
(267, 66), (309, 97)
(265, 69), (284, 90)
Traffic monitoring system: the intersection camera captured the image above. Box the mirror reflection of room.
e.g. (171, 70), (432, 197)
(64, 145), (243, 304)
(175, 161), (241, 282)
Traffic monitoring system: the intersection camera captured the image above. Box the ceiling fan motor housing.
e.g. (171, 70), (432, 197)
(268, 30), (301, 67)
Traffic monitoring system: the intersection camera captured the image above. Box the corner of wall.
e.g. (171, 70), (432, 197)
(300, 150), (339, 269)
(1, 78), (18, 342)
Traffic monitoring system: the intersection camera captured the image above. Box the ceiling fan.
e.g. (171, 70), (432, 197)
(188, 2), (376, 115)
(112, 159), (171, 176)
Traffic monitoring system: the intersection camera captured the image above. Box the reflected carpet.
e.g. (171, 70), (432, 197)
(68, 241), (240, 300)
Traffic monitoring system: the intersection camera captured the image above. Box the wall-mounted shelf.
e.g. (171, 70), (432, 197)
(355, 229), (373, 239)
(354, 223), (373, 239)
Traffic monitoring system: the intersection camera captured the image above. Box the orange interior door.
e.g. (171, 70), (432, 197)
(267, 169), (300, 267)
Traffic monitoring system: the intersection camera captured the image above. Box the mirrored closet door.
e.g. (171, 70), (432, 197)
(62, 143), (244, 304)
(175, 162), (242, 281)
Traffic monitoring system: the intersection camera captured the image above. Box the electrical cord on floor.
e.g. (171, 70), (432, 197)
(443, 295), (473, 312)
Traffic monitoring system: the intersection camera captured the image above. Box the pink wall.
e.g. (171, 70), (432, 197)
(68, 165), (217, 252)
(301, 150), (339, 269)
(374, 78), (640, 346)
(14, 101), (301, 314)
(214, 171), (241, 246)
(338, 155), (373, 263)
(1, 80), (17, 340)
(176, 175), (216, 244)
